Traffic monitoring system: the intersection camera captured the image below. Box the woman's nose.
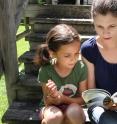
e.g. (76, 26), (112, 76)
(103, 29), (110, 37)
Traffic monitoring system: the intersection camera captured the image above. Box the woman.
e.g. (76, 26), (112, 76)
(81, 0), (117, 123)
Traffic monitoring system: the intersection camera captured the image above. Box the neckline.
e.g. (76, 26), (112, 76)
(52, 65), (73, 79)
(95, 38), (117, 65)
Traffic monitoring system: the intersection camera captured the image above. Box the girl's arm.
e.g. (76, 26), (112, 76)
(82, 57), (96, 89)
(42, 81), (60, 106)
(42, 83), (54, 106)
(60, 79), (87, 105)
(42, 84), (48, 106)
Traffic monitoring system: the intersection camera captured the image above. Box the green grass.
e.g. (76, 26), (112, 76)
(0, 76), (8, 124)
(0, 25), (29, 124)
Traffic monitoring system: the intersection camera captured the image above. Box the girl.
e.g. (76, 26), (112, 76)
(35, 24), (87, 124)
(81, 0), (117, 123)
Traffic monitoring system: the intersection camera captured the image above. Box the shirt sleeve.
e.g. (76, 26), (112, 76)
(81, 37), (97, 64)
(79, 61), (87, 82)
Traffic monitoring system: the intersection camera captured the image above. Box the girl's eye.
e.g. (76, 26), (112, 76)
(64, 55), (70, 57)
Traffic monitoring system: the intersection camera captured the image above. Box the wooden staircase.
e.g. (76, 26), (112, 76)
(2, 0), (95, 123)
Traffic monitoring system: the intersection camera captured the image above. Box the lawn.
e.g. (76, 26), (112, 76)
(0, 25), (29, 124)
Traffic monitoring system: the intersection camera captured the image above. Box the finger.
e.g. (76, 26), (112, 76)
(47, 80), (56, 87)
(46, 83), (57, 91)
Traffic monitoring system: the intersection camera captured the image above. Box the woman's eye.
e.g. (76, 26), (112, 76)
(76, 53), (79, 56)
(97, 26), (103, 29)
(110, 25), (116, 28)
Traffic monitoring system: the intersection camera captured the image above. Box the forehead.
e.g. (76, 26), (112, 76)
(94, 13), (117, 25)
(57, 41), (80, 53)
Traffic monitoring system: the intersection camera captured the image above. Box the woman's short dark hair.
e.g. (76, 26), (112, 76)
(91, 0), (117, 17)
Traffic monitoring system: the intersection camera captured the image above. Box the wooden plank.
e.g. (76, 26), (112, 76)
(2, 101), (41, 123)
(30, 18), (93, 25)
(2, 101), (90, 124)
(15, 0), (29, 30)
(16, 29), (31, 41)
(25, 32), (93, 45)
(0, 0), (18, 104)
(16, 74), (40, 88)
(24, 4), (91, 18)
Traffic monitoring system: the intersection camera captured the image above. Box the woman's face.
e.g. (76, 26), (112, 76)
(93, 13), (117, 43)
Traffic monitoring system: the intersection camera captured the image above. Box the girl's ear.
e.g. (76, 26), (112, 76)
(49, 50), (57, 65)
(49, 50), (56, 58)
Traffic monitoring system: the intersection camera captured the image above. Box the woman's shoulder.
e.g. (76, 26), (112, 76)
(80, 36), (99, 63)
(81, 36), (97, 50)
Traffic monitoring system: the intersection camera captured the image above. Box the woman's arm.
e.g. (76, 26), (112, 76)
(82, 57), (96, 89)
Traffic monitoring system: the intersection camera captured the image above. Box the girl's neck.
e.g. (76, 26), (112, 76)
(54, 64), (72, 78)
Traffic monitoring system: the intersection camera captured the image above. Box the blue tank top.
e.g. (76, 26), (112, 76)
(81, 37), (117, 95)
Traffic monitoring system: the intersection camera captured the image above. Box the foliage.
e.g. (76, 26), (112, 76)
(37, 0), (46, 5)
(0, 76), (8, 124)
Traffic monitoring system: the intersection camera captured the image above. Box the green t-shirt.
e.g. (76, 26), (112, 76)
(38, 60), (87, 100)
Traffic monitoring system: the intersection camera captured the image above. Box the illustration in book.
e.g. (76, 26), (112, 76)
(82, 89), (117, 110)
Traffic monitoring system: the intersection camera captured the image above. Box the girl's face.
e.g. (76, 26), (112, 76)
(94, 13), (117, 43)
(55, 41), (80, 70)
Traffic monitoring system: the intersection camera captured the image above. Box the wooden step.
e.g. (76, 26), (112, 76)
(2, 101), (41, 124)
(2, 101), (90, 124)
(25, 32), (94, 50)
(30, 18), (95, 35)
(18, 51), (39, 75)
(19, 50), (35, 63)
(26, 32), (94, 43)
(24, 4), (91, 19)
(17, 74), (40, 87)
(14, 74), (43, 101)
(30, 18), (93, 25)
(29, 0), (37, 4)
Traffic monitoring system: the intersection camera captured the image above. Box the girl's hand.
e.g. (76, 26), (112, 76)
(46, 79), (58, 97)
(46, 92), (63, 105)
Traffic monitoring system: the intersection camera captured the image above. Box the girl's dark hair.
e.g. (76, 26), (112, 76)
(91, 0), (117, 18)
(34, 24), (80, 65)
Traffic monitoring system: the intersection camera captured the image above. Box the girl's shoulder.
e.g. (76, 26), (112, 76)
(39, 63), (53, 73)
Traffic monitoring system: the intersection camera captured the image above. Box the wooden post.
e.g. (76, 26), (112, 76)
(15, 0), (29, 30)
(0, 0), (18, 105)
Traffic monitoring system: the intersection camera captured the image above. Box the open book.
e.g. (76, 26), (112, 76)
(82, 89), (117, 110)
